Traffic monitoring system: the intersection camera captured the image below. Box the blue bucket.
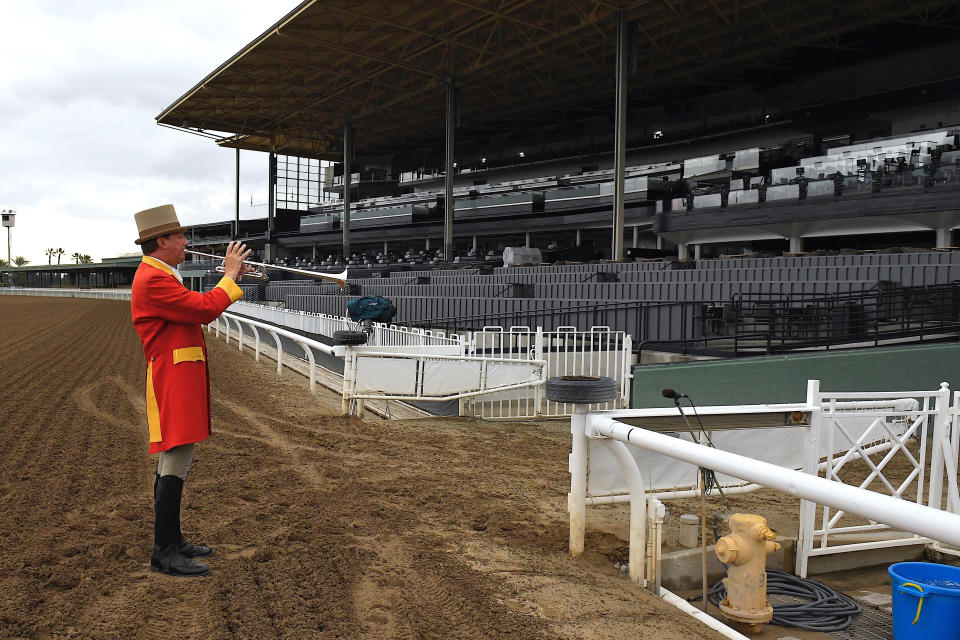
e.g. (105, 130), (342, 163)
(888, 562), (960, 639)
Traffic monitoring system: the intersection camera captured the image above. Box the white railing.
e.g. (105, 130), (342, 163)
(569, 381), (960, 589)
(4, 291), (632, 419)
(463, 326), (632, 419)
(0, 287), (130, 300)
(230, 301), (462, 347)
(211, 311), (335, 395)
(231, 304), (632, 419)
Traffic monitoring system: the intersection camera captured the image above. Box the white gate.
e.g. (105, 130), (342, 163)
(464, 326), (632, 419)
(796, 381), (954, 576)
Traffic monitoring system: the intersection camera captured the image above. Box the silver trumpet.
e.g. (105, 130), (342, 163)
(185, 249), (349, 289)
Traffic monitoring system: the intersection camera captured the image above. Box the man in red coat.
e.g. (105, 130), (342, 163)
(131, 204), (251, 577)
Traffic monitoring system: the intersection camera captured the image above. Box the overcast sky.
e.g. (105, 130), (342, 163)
(0, 1), (301, 265)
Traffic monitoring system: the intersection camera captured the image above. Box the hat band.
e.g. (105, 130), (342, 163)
(137, 221), (186, 243)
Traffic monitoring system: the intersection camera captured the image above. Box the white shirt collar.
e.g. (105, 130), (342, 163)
(151, 256), (183, 284)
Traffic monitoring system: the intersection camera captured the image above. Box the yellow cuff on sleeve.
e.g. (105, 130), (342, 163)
(215, 276), (244, 302)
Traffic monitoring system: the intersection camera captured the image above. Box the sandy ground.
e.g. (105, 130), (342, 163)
(0, 296), (735, 640)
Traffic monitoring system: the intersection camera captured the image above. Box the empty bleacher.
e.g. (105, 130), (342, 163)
(225, 251), (960, 353)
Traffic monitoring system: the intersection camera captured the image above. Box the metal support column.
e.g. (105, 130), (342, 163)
(444, 79), (456, 262)
(342, 122), (353, 261)
(611, 10), (628, 261)
(936, 228), (951, 248)
(266, 151), (276, 262)
(234, 148), (240, 239)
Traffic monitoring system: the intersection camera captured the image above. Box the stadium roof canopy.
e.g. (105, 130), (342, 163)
(157, 0), (960, 161)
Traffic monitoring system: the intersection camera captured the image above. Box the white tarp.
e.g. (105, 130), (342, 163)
(354, 357), (417, 394)
(486, 361), (541, 387)
(422, 360), (482, 395)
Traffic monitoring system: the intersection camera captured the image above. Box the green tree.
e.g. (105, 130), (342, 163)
(45, 248), (55, 265)
(11, 257), (28, 286)
(55, 248), (65, 265)
(80, 254), (93, 264)
(0, 258), (7, 267)
(72, 252), (81, 264)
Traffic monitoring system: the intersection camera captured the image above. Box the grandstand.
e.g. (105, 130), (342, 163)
(158, 1), (960, 266)
(149, 0), (960, 358)
(9, 1), (960, 355)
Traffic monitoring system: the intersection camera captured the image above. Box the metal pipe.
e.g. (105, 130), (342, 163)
(659, 587), (752, 640)
(343, 122), (352, 260)
(234, 147), (240, 238)
(588, 415), (960, 548)
(612, 10), (627, 261)
(586, 438), (902, 504)
(601, 438), (647, 585)
(444, 79), (456, 262)
(267, 151), (276, 262)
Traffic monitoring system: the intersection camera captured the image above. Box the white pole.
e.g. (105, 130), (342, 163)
(569, 407), (588, 555)
(659, 587), (752, 640)
(601, 439), (646, 585)
(588, 414), (960, 549)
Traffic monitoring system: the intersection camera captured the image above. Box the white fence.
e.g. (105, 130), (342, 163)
(0, 287), (130, 300)
(230, 304), (633, 418)
(570, 380), (960, 584)
(227, 303), (632, 419)
(797, 380), (954, 576)
(2, 289), (632, 419)
(230, 301), (463, 348)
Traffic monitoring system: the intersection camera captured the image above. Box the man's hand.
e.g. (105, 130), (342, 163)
(222, 241), (253, 282)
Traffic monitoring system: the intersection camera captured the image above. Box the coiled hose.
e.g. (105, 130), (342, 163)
(706, 569), (863, 632)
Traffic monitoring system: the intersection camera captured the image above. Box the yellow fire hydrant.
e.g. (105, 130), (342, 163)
(715, 513), (781, 632)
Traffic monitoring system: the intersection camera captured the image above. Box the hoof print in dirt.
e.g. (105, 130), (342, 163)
(332, 330), (367, 346)
(545, 376), (617, 404)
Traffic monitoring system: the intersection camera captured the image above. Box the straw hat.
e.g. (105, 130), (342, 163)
(134, 204), (187, 245)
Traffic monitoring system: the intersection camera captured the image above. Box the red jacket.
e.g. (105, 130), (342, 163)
(131, 257), (243, 453)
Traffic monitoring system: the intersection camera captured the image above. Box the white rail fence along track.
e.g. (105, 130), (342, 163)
(1, 290), (630, 418)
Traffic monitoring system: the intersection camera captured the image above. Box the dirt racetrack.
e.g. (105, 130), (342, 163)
(0, 295), (733, 640)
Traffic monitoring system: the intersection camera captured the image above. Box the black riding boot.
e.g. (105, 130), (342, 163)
(151, 475), (209, 577)
(154, 472), (212, 558)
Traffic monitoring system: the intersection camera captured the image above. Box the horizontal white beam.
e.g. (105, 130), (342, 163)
(589, 415), (960, 549)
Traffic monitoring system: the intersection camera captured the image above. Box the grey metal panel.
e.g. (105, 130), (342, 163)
(766, 184), (801, 201)
(806, 180), (836, 198)
(692, 193), (723, 209)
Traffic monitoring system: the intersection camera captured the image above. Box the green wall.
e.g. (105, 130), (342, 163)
(632, 343), (960, 408)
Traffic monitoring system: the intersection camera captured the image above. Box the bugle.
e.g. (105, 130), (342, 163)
(185, 249), (348, 290)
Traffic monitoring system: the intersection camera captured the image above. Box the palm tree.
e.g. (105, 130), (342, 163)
(0, 258), (7, 267)
(72, 252), (81, 264)
(79, 254), (93, 264)
(45, 248), (55, 265)
(13, 256), (29, 266)
(55, 248), (65, 265)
